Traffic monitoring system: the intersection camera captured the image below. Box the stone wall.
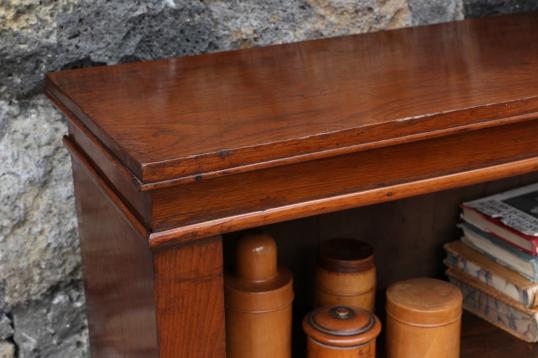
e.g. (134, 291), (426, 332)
(1, 1), (537, 357)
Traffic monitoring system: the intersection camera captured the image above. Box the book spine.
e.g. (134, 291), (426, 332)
(461, 235), (538, 282)
(448, 275), (538, 343)
(462, 207), (537, 255)
(444, 252), (534, 308)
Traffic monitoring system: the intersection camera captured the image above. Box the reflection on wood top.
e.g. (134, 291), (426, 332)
(46, 12), (538, 184)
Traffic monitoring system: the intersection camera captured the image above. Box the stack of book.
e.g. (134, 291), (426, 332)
(444, 183), (538, 342)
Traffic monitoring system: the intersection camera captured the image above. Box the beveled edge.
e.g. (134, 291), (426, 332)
(63, 136), (150, 242)
(147, 155), (538, 247)
(64, 129), (538, 248)
(62, 130), (538, 248)
(46, 70), (538, 189)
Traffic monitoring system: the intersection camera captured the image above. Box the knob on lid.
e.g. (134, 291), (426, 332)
(225, 232), (294, 312)
(319, 238), (374, 273)
(303, 306), (381, 347)
(236, 232), (278, 282)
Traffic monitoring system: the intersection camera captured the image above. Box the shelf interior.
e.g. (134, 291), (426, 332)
(222, 171), (538, 356)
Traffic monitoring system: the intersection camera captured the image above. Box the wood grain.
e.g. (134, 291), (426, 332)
(46, 11), (538, 358)
(153, 237), (227, 358)
(46, 12), (538, 183)
(71, 157), (159, 357)
(148, 119), (538, 244)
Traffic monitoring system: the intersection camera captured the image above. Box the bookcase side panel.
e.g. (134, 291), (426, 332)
(71, 159), (159, 357)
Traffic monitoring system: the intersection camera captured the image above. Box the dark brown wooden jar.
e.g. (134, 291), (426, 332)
(224, 232), (294, 358)
(316, 239), (376, 312)
(303, 305), (381, 357)
(385, 278), (463, 358)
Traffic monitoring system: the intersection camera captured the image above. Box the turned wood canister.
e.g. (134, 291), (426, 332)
(316, 238), (376, 312)
(303, 305), (381, 357)
(224, 232), (294, 358)
(386, 278), (463, 358)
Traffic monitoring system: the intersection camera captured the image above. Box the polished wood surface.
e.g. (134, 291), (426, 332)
(153, 237), (226, 358)
(70, 146), (227, 357)
(46, 11), (538, 358)
(47, 12), (538, 184)
(148, 119), (538, 241)
(225, 232), (293, 358)
(47, 12), (538, 248)
(71, 157), (159, 357)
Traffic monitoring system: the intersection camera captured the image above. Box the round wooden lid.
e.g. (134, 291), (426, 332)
(319, 238), (374, 273)
(303, 306), (381, 347)
(386, 278), (463, 326)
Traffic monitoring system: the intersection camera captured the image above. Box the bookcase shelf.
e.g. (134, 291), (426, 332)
(45, 11), (538, 358)
(460, 312), (538, 357)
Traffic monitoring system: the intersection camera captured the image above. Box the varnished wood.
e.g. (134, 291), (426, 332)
(71, 157), (158, 357)
(69, 145), (227, 357)
(64, 136), (148, 239)
(153, 237), (226, 358)
(148, 119), (538, 243)
(45, 11), (538, 358)
(47, 12), (538, 184)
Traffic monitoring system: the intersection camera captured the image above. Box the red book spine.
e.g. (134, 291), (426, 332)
(461, 205), (538, 256)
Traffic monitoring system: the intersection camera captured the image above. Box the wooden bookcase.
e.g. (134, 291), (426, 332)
(45, 12), (538, 357)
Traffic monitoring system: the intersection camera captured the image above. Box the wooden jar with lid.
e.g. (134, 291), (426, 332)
(316, 239), (376, 312)
(224, 232), (294, 358)
(386, 278), (463, 358)
(303, 305), (381, 357)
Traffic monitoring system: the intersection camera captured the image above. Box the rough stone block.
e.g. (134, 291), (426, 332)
(408, 0), (464, 24)
(464, 0), (538, 18)
(0, 342), (14, 358)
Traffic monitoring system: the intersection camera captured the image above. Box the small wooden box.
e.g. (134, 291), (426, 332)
(386, 278), (463, 358)
(315, 239), (376, 311)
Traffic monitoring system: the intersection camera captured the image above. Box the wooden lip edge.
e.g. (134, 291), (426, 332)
(63, 129), (538, 249)
(45, 78), (144, 180)
(148, 156), (538, 248)
(46, 85), (145, 189)
(141, 111), (538, 191)
(45, 75), (538, 190)
(63, 136), (150, 242)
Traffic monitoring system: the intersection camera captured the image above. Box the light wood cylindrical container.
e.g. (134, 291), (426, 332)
(224, 232), (294, 358)
(316, 239), (376, 312)
(303, 305), (381, 358)
(385, 278), (463, 358)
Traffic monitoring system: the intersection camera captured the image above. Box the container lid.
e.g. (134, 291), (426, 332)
(319, 238), (374, 273)
(225, 232), (294, 312)
(303, 306), (381, 347)
(386, 278), (463, 326)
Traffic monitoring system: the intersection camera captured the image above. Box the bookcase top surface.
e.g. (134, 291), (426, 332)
(46, 12), (538, 184)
